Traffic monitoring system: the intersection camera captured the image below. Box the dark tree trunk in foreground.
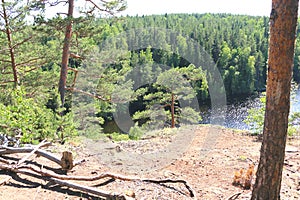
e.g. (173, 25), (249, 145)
(251, 1), (299, 199)
(58, 0), (74, 106)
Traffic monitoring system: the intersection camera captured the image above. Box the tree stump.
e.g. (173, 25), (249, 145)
(61, 151), (74, 170)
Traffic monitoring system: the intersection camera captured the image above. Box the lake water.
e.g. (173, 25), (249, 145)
(205, 87), (300, 130)
(103, 88), (300, 133)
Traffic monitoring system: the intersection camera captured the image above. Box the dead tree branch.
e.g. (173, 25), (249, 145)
(0, 146), (61, 166)
(16, 140), (48, 167)
(0, 162), (195, 198)
(0, 164), (130, 200)
(0, 143), (195, 199)
(49, 177), (132, 200)
(0, 145), (85, 169)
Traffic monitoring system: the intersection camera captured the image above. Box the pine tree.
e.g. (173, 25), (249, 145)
(133, 65), (206, 129)
(251, 1), (299, 199)
(36, 0), (127, 106)
(0, 0), (54, 90)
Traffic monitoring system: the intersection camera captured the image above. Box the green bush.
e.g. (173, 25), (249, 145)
(128, 123), (144, 140)
(244, 96), (265, 135)
(0, 89), (77, 144)
(108, 132), (130, 141)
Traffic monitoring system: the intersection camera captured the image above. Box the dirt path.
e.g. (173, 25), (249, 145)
(0, 125), (299, 199)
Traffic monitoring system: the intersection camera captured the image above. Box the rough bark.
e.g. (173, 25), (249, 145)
(58, 0), (74, 106)
(251, 1), (299, 199)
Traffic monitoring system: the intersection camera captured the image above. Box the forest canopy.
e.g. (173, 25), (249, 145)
(1, 10), (300, 141)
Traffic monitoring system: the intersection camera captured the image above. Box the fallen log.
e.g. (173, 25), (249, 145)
(0, 163), (195, 198)
(0, 144), (196, 199)
(0, 164), (131, 200)
(50, 178), (132, 200)
(16, 140), (48, 167)
(0, 145), (84, 169)
(0, 146), (61, 166)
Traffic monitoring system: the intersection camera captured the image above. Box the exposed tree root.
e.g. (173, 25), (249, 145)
(0, 143), (196, 199)
(226, 192), (242, 200)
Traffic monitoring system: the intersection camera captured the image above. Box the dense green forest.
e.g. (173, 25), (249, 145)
(1, 10), (300, 141)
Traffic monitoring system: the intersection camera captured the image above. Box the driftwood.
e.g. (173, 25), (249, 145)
(0, 142), (196, 199)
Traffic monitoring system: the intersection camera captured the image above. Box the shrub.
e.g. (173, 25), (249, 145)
(108, 132), (130, 141)
(245, 94), (300, 136)
(0, 88), (77, 144)
(128, 123), (144, 140)
(243, 96), (265, 135)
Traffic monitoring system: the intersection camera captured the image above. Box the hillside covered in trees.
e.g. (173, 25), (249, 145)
(1, 11), (300, 139)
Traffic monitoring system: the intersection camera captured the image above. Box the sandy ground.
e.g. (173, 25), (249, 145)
(0, 125), (299, 200)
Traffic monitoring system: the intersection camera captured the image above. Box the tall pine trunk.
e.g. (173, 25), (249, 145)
(251, 1), (299, 199)
(58, 0), (74, 106)
(1, 0), (19, 88)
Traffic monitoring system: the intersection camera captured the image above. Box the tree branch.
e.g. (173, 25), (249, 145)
(0, 164), (130, 200)
(0, 141), (196, 199)
(12, 35), (33, 49)
(49, 177), (132, 200)
(0, 163), (195, 198)
(85, 0), (114, 15)
(0, 145), (84, 168)
(16, 57), (44, 67)
(23, 66), (43, 73)
(46, 0), (68, 7)
(67, 67), (79, 88)
(226, 192), (242, 200)
(0, 80), (15, 85)
(66, 87), (111, 102)
(16, 140), (49, 167)
(0, 146), (61, 166)
(0, 58), (12, 63)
